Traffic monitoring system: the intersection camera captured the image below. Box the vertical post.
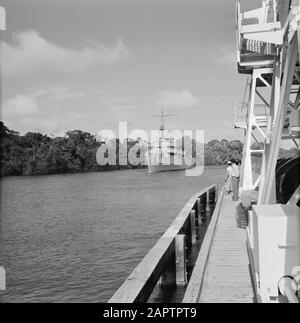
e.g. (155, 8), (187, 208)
(196, 198), (202, 225)
(200, 193), (207, 222)
(298, 28), (300, 64)
(175, 234), (187, 286)
(258, 60), (280, 204)
(241, 71), (256, 190)
(206, 190), (210, 213)
(209, 188), (216, 211)
(260, 34), (298, 204)
(160, 256), (176, 287)
(190, 210), (196, 246)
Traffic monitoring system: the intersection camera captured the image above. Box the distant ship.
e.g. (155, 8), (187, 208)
(147, 110), (193, 173)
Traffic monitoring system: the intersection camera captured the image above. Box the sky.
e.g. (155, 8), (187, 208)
(0, 0), (262, 141)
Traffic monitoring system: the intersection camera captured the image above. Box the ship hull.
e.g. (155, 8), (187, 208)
(147, 163), (190, 173)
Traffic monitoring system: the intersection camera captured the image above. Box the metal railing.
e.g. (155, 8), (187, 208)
(234, 102), (270, 129)
(234, 103), (248, 128)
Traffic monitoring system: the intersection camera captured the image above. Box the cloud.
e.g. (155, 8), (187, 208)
(1, 93), (61, 134)
(26, 84), (86, 105)
(1, 30), (130, 78)
(156, 89), (200, 109)
(2, 94), (39, 118)
(0, 83), (137, 134)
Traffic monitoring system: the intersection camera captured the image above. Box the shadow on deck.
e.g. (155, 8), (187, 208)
(198, 195), (256, 303)
(182, 193), (256, 303)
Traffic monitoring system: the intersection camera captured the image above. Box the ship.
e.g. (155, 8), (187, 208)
(146, 110), (193, 173)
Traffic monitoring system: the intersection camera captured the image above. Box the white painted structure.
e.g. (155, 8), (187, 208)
(236, 0), (300, 303)
(249, 205), (300, 302)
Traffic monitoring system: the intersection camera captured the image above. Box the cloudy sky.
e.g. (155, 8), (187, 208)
(0, 0), (261, 140)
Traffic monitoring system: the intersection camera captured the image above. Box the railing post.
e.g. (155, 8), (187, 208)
(196, 198), (202, 225)
(190, 210), (197, 246)
(159, 256), (176, 287)
(206, 190), (210, 213)
(175, 234), (187, 286)
(207, 188), (216, 217)
(200, 194), (207, 223)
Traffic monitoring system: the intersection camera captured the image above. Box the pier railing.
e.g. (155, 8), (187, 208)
(108, 184), (217, 303)
(182, 186), (225, 303)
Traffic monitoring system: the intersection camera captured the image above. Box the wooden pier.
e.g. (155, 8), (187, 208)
(109, 185), (257, 303)
(183, 195), (255, 303)
(199, 197), (254, 303)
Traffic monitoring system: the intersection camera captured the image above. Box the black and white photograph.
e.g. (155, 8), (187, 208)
(0, 0), (299, 307)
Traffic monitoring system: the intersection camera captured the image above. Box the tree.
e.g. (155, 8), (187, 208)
(5, 122), (298, 175)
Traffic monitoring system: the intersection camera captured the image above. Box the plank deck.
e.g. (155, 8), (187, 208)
(199, 195), (255, 303)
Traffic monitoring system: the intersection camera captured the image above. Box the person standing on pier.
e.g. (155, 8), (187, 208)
(225, 161), (233, 195)
(231, 159), (240, 201)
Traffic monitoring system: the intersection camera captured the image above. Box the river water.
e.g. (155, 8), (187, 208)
(0, 167), (225, 303)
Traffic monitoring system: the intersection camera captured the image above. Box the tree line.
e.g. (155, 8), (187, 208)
(0, 122), (149, 176)
(0, 121), (297, 177)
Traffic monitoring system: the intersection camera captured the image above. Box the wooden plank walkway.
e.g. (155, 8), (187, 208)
(198, 195), (255, 303)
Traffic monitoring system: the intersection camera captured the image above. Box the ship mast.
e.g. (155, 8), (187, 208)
(153, 109), (174, 134)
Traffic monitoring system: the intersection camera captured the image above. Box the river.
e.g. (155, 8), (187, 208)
(0, 167), (226, 302)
